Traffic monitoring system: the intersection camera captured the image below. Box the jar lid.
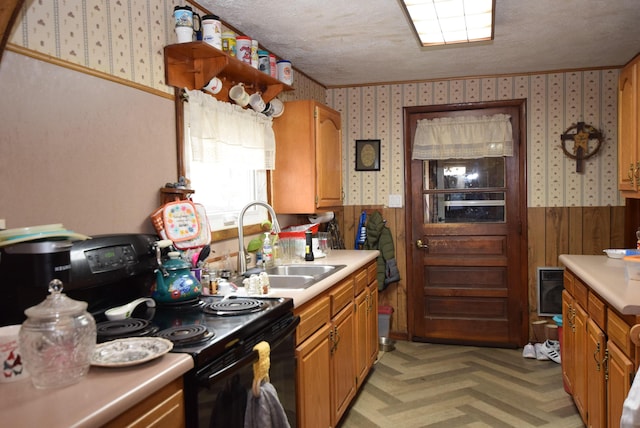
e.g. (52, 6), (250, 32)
(202, 14), (219, 20)
(24, 279), (88, 319)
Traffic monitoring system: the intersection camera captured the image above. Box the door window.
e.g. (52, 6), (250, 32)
(423, 157), (506, 223)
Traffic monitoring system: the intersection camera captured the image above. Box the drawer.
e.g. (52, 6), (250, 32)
(367, 261), (377, 284)
(295, 296), (330, 344)
(588, 292), (606, 331)
(330, 277), (354, 317)
(573, 276), (588, 309)
(608, 309), (634, 358)
(354, 268), (368, 296)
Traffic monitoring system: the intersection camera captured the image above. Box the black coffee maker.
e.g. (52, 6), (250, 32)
(0, 240), (73, 326)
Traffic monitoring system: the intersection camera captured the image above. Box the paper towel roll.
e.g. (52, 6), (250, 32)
(308, 212), (334, 224)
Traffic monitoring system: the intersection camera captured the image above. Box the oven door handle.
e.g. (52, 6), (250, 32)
(200, 315), (300, 386)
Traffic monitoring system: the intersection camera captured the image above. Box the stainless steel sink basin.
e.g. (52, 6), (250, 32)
(265, 265), (342, 277)
(267, 275), (315, 289)
(264, 264), (346, 290)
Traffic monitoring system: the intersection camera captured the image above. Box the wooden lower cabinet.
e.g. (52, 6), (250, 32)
(297, 323), (332, 428)
(102, 378), (185, 428)
(295, 260), (378, 428)
(562, 268), (639, 428)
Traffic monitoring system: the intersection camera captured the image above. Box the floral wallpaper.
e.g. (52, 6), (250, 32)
(8, 1), (622, 208)
(327, 69), (623, 208)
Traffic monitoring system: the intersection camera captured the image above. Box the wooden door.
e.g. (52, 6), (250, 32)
(405, 100), (528, 347)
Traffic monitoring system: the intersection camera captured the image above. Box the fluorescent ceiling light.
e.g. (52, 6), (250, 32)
(400, 0), (495, 47)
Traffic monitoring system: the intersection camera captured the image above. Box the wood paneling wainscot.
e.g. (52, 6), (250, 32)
(337, 205), (623, 342)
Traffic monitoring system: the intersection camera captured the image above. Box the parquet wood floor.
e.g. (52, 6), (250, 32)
(338, 340), (584, 428)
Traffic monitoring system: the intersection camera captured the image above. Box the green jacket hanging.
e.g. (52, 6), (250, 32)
(363, 211), (401, 291)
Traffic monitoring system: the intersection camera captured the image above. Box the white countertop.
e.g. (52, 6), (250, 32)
(1, 352), (194, 428)
(559, 254), (640, 315)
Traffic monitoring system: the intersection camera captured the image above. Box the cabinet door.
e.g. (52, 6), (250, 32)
(355, 290), (368, 388)
(367, 284), (379, 367)
(586, 318), (606, 428)
(608, 341), (635, 428)
(574, 302), (588, 422)
(331, 304), (356, 427)
(296, 323), (332, 428)
(619, 59), (638, 192)
(562, 290), (575, 394)
(315, 103), (342, 208)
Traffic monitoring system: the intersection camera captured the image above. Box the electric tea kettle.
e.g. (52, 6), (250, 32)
(152, 241), (201, 303)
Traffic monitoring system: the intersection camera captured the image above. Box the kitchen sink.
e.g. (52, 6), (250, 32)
(267, 275), (315, 289)
(265, 265), (343, 277)
(237, 264), (346, 290)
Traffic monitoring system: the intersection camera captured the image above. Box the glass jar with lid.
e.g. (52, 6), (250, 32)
(19, 279), (96, 389)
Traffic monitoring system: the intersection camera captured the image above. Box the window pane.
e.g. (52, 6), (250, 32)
(424, 158), (505, 190)
(189, 161), (267, 230)
(425, 192), (506, 223)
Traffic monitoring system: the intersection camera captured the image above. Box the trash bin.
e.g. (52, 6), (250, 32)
(378, 305), (395, 351)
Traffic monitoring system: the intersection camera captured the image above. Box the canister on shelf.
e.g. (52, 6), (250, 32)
(222, 31), (236, 57)
(251, 40), (259, 69)
(277, 60), (293, 85)
(201, 14), (222, 49)
(236, 36), (252, 64)
(258, 50), (270, 74)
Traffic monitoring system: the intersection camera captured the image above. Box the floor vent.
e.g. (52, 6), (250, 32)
(537, 267), (564, 316)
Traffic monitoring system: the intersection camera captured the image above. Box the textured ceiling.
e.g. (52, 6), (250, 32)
(199, 0), (640, 87)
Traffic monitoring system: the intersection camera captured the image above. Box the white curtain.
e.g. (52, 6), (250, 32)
(186, 89), (275, 169)
(412, 114), (513, 160)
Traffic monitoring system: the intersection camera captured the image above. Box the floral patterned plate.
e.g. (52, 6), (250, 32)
(92, 337), (173, 367)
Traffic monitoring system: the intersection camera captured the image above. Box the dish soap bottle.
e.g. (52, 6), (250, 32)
(262, 232), (274, 268)
(305, 230), (315, 261)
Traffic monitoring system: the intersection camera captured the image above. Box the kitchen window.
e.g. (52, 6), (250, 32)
(183, 90), (274, 230)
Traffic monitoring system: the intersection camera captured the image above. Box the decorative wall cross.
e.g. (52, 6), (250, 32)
(560, 122), (604, 173)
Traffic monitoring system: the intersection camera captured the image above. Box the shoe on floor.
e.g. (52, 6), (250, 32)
(540, 340), (561, 364)
(534, 343), (549, 361)
(522, 343), (536, 359)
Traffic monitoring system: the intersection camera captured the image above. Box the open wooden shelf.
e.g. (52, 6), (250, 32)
(164, 42), (293, 102)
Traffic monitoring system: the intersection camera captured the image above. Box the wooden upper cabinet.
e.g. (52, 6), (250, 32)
(164, 42), (293, 103)
(271, 100), (343, 213)
(619, 55), (640, 195)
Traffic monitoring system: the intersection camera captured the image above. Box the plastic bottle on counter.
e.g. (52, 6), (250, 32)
(262, 232), (273, 268)
(305, 230), (314, 261)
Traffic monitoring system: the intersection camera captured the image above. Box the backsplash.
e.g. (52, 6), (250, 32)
(328, 70), (622, 208)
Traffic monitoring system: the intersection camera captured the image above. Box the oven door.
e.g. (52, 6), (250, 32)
(187, 314), (299, 428)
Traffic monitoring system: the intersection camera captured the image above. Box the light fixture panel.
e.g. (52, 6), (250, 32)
(400, 0), (495, 47)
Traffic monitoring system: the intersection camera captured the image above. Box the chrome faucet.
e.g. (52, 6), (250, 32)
(237, 201), (281, 275)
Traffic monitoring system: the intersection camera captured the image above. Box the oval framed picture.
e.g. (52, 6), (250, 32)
(355, 139), (380, 171)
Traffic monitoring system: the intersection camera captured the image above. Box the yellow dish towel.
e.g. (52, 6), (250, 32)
(252, 341), (270, 397)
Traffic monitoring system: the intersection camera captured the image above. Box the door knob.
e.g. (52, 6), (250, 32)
(416, 239), (428, 249)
